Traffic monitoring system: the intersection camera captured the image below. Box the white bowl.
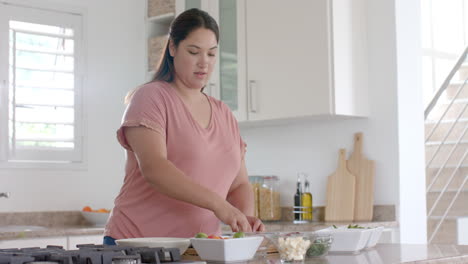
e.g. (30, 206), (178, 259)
(81, 211), (110, 227)
(115, 237), (190, 254)
(190, 236), (263, 262)
(316, 228), (373, 253)
(365, 226), (384, 248)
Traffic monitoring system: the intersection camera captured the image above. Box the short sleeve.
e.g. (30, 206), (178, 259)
(116, 84), (167, 151)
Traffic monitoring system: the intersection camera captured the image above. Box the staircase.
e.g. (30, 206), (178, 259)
(425, 46), (468, 244)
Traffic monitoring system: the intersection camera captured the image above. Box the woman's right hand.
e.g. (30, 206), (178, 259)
(213, 200), (252, 232)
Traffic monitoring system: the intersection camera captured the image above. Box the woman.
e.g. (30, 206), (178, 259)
(103, 8), (264, 245)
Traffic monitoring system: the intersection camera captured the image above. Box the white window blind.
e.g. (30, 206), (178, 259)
(0, 2), (84, 165)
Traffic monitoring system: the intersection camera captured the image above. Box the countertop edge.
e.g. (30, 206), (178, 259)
(0, 221), (398, 240)
(0, 227), (105, 240)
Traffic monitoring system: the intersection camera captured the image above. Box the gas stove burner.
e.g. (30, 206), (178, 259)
(0, 245), (202, 264)
(112, 255), (141, 264)
(0, 256), (35, 264)
(24, 261), (59, 264)
(44, 247), (63, 250)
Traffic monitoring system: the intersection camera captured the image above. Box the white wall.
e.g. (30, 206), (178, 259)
(395, 0), (427, 244)
(0, 0), (146, 212)
(0, 0), (427, 244)
(241, 0), (427, 243)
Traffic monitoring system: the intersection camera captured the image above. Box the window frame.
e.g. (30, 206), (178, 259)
(0, 0), (87, 170)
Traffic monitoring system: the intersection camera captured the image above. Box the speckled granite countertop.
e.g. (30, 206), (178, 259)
(234, 220), (398, 232)
(225, 244), (468, 264)
(0, 220), (398, 240)
(0, 209), (397, 240)
(0, 226), (105, 240)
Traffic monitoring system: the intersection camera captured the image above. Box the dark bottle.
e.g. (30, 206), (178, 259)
(294, 174), (302, 221)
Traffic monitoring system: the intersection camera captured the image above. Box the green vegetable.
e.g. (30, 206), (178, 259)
(233, 231), (245, 238)
(332, 225), (338, 229)
(347, 224), (365, 229)
(195, 232), (208, 238)
(306, 239), (331, 257)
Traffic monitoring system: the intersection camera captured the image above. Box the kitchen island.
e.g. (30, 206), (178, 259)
(183, 244), (468, 264)
(301, 244), (468, 263)
(2, 214), (465, 263)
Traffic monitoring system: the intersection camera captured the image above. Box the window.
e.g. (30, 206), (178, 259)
(0, 2), (84, 166)
(421, 0), (468, 107)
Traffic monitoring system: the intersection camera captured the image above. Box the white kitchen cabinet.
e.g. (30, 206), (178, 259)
(158, 0), (368, 122)
(68, 235), (104, 249)
(245, 0), (368, 121)
(0, 236), (67, 249)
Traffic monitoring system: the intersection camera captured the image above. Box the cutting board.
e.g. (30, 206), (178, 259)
(347, 132), (376, 221)
(325, 149), (356, 221)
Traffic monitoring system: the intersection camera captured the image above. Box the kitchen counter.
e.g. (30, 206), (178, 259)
(0, 207), (397, 240)
(0, 226), (104, 240)
(2, 225), (466, 263)
(233, 220), (398, 232)
(0, 226), (105, 240)
(188, 244), (468, 264)
(0, 221), (397, 240)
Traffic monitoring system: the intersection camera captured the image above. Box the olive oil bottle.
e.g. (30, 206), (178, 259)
(294, 175), (302, 221)
(301, 174), (313, 221)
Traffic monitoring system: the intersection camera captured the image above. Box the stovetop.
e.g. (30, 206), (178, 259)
(0, 244), (205, 264)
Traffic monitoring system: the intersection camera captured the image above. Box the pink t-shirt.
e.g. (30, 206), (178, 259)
(104, 81), (246, 239)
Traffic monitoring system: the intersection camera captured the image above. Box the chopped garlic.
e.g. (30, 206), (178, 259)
(277, 236), (311, 261)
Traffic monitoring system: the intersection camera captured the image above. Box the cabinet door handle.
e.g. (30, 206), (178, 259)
(249, 80), (258, 113)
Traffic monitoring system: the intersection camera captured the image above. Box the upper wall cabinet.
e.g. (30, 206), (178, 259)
(153, 0), (368, 122)
(245, 0), (368, 121)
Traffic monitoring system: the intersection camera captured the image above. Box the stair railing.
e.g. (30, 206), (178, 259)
(425, 45), (468, 119)
(428, 153), (467, 243)
(426, 100), (468, 192)
(425, 46), (468, 243)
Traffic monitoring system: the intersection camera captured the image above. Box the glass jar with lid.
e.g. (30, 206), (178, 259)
(259, 176), (282, 221)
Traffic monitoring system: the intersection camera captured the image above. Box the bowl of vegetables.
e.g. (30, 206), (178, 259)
(306, 234), (333, 258)
(190, 231), (263, 262)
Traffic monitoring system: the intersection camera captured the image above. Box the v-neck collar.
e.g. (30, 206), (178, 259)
(166, 82), (214, 130)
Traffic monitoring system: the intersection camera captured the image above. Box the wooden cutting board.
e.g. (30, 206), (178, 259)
(347, 132), (376, 221)
(325, 149), (356, 221)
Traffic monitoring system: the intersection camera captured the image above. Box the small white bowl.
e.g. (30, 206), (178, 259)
(365, 226), (384, 249)
(81, 211), (110, 227)
(316, 227), (373, 253)
(190, 236), (263, 262)
(115, 237), (190, 254)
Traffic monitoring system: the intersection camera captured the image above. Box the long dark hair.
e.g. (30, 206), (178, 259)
(125, 8), (219, 103)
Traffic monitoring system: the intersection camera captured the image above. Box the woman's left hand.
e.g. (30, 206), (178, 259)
(246, 216), (265, 232)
